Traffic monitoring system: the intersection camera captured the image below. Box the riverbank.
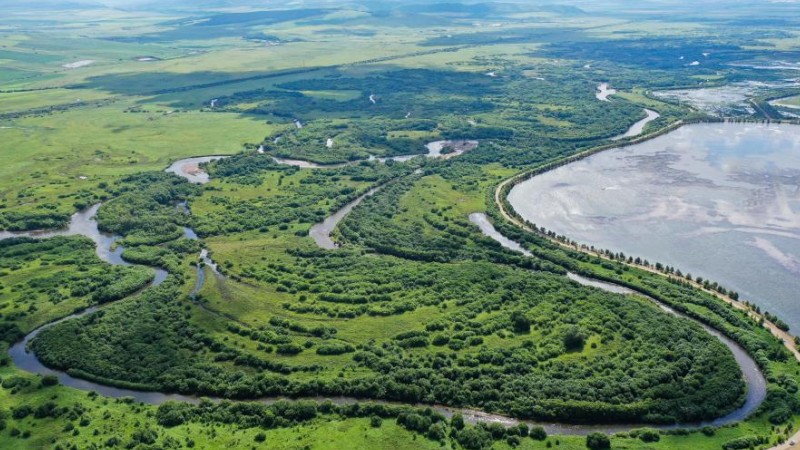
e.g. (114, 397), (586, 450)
(5, 120), (796, 445)
(469, 212), (766, 426)
(493, 119), (800, 448)
(6, 204), (765, 438)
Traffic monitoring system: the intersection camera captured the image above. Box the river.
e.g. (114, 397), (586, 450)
(508, 122), (800, 331)
(469, 212), (766, 429)
(165, 156), (228, 184)
(309, 186), (383, 249)
(1, 135), (772, 436)
(611, 109), (660, 141)
(167, 140), (479, 181)
(596, 83), (616, 102)
(4, 210), (767, 435)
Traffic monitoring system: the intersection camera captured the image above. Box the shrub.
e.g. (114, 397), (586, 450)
(700, 426), (715, 437)
(486, 422), (506, 439)
(40, 375), (59, 387)
(586, 432), (610, 450)
(427, 422), (447, 441)
(432, 334), (450, 346)
(396, 413), (431, 434)
(156, 402), (192, 427)
(636, 428), (660, 443)
(12, 405), (32, 420)
(33, 402), (59, 419)
(511, 311), (531, 333)
(316, 343), (355, 355)
(455, 426), (492, 450)
(451, 413), (465, 430)
(529, 426), (547, 441)
(722, 436), (766, 450)
(131, 427), (158, 445)
(276, 343), (303, 355)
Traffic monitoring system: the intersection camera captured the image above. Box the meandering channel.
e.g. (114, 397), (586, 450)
(4, 138), (770, 437)
(6, 205), (174, 400)
(4, 208), (768, 434)
(468, 212), (767, 428)
(611, 108), (660, 140)
(596, 82), (616, 102)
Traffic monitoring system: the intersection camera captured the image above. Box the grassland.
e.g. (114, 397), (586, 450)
(774, 95), (800, 108)
(2, 1), (800, 449)
(0, 100), (270, 229)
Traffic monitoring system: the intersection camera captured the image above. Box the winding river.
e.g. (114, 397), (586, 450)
(4, 209), (769, 434)
(165, 156), (228, 184)
(309, 186), (383, 249)
(468, 212), (766, 430)
(2, 136), (771, 436)
(596, 83), (616, 102)
(611, 109), (660, 141)
(6, 205), (174, 400)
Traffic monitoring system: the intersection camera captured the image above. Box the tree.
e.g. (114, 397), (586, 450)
(451, 413), (465, 430)
(586, 432), (610, 450)
(427, 422), (447, 441)
(40, 375), (59, 387)
(529, 426), (547, 441)
(455, 426), (492, 450)
(511, 311), (531, 333)
(563, 325), (585, 351)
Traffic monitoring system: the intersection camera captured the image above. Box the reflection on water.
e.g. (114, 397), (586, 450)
(1, 204), (125, 267)
(611, 109), (660, 141)
(509, 123), (800, 330)
(652, 80), (799, 117)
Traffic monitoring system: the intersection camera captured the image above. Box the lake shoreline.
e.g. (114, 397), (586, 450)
(494, 119), (800, 372)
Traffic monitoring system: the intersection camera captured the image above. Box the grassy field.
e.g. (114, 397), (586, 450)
(0, 100), (270, 225)
(775, 95), (800, 108)
(2, 1), (800, 449)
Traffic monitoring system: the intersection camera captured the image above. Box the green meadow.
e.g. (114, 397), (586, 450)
(2, 1), (800, 449)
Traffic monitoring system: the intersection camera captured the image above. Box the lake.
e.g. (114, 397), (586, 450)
(509, 123), (800, 330)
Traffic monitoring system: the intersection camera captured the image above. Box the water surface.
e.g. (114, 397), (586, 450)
(596, 83), (616, 102)
(165, 156), (228, 184)
(509, 123), (800, 330)
(611, 109), (660, 141)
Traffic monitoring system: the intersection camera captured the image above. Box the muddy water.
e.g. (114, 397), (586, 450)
(165, 156), (229, 184)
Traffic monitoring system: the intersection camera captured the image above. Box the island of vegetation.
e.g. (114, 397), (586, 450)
(1, 1), (800, 450)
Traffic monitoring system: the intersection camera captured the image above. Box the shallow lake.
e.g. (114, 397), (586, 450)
(509, 123), (800, 330)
